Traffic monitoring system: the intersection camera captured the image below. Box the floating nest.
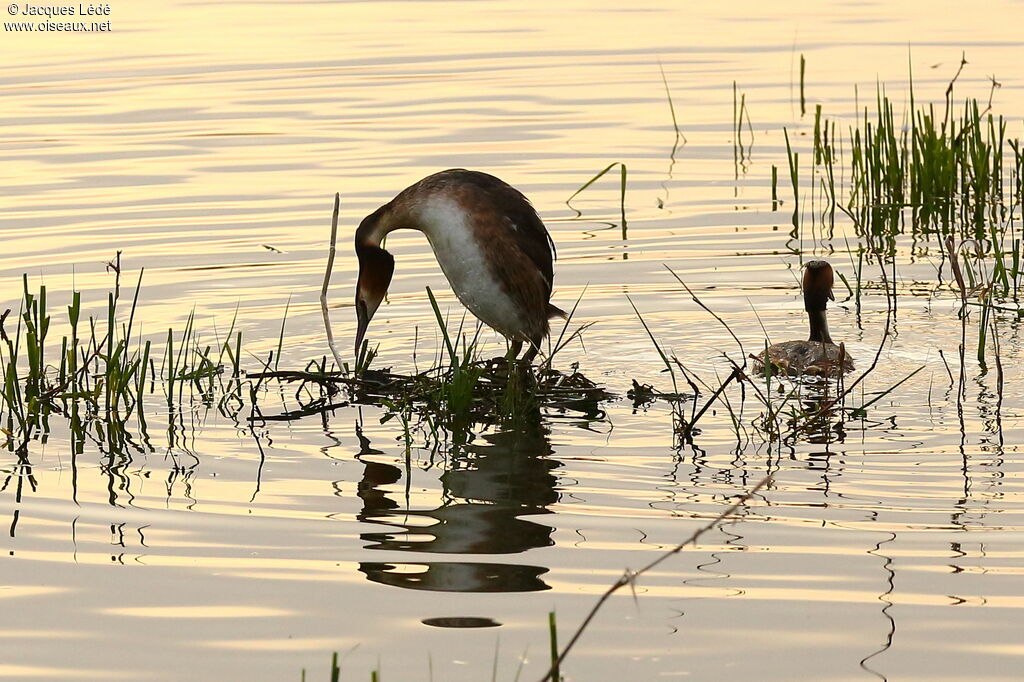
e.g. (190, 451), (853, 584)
(247, 358), (614, 423)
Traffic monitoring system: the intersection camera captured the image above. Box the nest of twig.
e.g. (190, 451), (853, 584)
(247, 358), (613, 423)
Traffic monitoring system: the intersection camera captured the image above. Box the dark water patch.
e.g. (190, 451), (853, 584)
(359, 561), (551, 593)
(421, 616), (502, 628)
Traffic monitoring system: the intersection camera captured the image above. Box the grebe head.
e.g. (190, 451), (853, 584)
(802, 260), (835, 312)
(354, 243), (395, 357)
(803, 260), (835, 344)
(353, 205), (397, 356)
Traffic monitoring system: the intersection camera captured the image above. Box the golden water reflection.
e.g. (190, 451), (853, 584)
(2, 0), (1024, 680)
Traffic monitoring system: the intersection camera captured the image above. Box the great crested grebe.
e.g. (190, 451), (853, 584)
(353, 169), (565, 362)
(754, 260), (854, 377)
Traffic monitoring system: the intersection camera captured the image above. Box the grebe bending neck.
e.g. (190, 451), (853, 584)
(354, 169), (564, 363)
(754, 260), (854, 377)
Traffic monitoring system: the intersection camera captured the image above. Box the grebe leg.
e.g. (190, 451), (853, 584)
(506, 339), (523, 361)
(521, 335), (542, 364)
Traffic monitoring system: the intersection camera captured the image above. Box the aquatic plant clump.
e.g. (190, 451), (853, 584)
(0, 256), (244, 457)
(785, 59), (1024, 252)
(248, 356), (612, 433)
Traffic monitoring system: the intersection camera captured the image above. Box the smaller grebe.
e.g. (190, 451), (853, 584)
(754, 260), (854, 377)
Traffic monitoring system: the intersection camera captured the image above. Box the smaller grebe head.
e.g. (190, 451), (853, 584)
(802, 260), (835, 313)
(354, 244), (394, 357)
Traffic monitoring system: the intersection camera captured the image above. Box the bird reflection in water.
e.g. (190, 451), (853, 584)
(355, 420), (559, 593)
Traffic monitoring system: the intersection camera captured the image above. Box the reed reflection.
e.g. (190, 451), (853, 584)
(859, 527), (897, 681)
(355, 420), (559, 593)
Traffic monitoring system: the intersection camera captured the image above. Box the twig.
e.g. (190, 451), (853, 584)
(247, 369), (350, 391)
(665, 266), (746, 364)
(537, 474), (772, 682)
(944, 236), (968, 309)
(681, 367), (740, 439)
(943, 52), (968, 128)
(944, 237), (969, 409)
(937, 349), (955, 387)
(851, 365), (926, 414)
(321, 193), (345, 370)
(658, 58), (687, 144)
(247, 400), (350, 422)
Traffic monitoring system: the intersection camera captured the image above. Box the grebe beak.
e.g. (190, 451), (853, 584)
(354, 286), (386, 357)
(354, 298), (370, 358)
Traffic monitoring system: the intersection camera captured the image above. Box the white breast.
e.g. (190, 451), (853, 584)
(415, 196), (525, 338)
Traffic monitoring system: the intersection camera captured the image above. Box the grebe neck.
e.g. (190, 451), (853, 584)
(807, 309), (832, 344)
(355, 204), (397, 249)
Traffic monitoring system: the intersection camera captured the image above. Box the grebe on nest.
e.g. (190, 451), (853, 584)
(353, 169), (565, 363)
(754, 260), (854, 377)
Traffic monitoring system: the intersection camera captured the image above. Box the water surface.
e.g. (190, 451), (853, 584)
(3, 1), (1024, 680)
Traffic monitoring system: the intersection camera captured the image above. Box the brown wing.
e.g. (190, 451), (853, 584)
(434, 169), (556, 291)
(405, 169), (563, 340)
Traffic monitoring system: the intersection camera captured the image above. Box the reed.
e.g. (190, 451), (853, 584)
(659, 59), (686, 144)
(785, 59), (1023, 273)
(547, 611), (561, 682)
(783, 127), (800, 233)
(771, 164), (779, 209)
(733, 81), (754, 176)
(566, 162), (628, 239)
(274, 294), (291, 371)
(625, 297), (694, 435)
(800, 53), (807, 116)
(425, 286), (484, 435)
(0, 260), (244, 455)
